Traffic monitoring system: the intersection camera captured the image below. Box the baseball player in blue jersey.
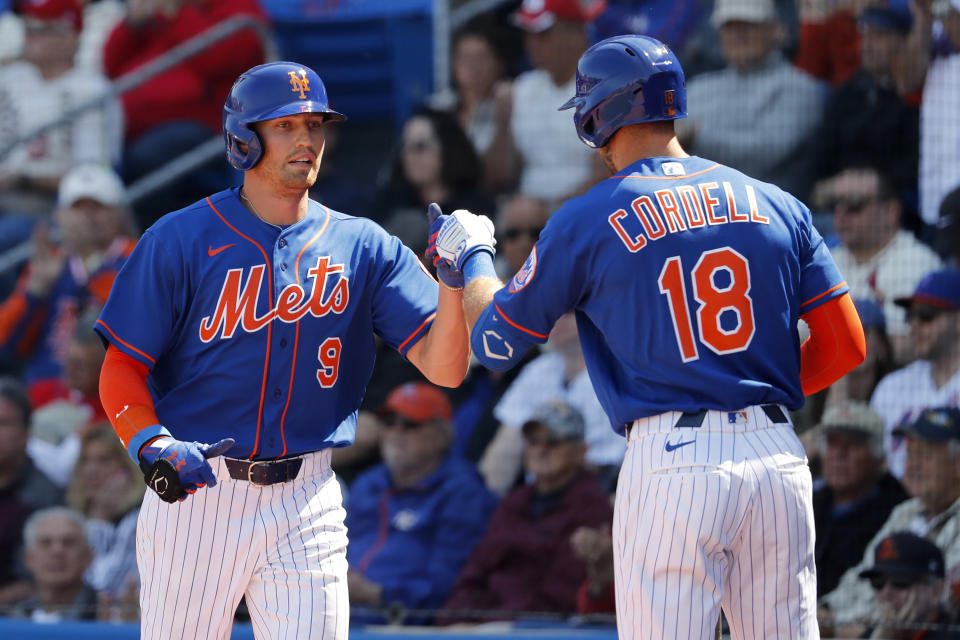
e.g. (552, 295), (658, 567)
(430, 36), (866, 639)
(95, 62), (471, 640)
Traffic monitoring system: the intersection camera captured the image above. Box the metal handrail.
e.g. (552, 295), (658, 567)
(0, 14), (277, 162)
(0, 14), (278, 276)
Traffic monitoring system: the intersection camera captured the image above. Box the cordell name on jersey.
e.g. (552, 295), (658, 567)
(199, 257), (349, 342)
(608, 168), (771, 254)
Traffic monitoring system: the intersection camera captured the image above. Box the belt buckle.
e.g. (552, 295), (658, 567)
(247, 461), (270, 486)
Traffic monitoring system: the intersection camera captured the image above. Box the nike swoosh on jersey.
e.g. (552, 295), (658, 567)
(665, 438), (695, 452)
(208, 243), (236, 257)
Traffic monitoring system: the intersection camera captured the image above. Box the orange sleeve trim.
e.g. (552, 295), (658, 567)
(0, 290), (29, 344)
(801, 281), (847, 309)
(95, 319), (156, 365)
(100, 344), (160, 448)
(398, 313), (437, 353)
(494, 304), (550, 339)
(799, 293), (866, 396)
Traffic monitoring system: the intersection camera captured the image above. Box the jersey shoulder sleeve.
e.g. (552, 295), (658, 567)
(779, 191), (849, 314)
(354, 216), (439, 356)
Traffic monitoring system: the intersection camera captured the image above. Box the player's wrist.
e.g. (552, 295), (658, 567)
(462, 250), (497, 283)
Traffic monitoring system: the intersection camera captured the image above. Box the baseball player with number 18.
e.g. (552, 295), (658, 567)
(429, 36), (867, 639)
(94, 61), (471, 639)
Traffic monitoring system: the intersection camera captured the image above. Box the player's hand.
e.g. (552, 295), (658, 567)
(434, 208), (496, 272)
(140, 436), (235, 503)
(425, 203), (464, 290)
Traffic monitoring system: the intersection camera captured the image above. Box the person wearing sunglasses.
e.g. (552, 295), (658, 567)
(858, 532), (958, 640)
(870, 270), (960, 479)
(827, 164), (943, 366)
(496, 194), (550, 279)
(344, 382), (496, 624)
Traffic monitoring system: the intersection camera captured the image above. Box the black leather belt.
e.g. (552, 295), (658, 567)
(223, 457), (303, 486)
(675, 404), (789, 429)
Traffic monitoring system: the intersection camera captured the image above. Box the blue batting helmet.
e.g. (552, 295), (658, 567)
(559, 35), (686, 149)
(223, 61), (346, 171)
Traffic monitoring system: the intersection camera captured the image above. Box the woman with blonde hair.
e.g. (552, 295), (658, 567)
(66, 424), (143, 598)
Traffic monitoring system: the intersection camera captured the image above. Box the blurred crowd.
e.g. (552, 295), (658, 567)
(0, 0), (958, 635)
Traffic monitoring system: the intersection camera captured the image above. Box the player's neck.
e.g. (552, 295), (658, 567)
(239, 184), (308, 226)
(610, 130), (687, 172)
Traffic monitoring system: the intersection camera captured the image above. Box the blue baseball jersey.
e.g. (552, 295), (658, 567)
(484, 156), (848, 433)
(95, 188), (438, 459)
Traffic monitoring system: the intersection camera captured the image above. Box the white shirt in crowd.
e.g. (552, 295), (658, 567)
(493, 351), (626, 468)
(870, 360), (960, 478)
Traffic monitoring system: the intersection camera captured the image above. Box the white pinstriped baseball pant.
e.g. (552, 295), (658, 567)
(136, 449), (349, 640)
(613, 405), (819, 640)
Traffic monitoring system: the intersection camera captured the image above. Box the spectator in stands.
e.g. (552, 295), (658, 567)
(570, 523), (615, 614)
(823, 299), (895, 413)
(871, 270), (960, 478)
(479, 313), (625, 496)
(937, 185), (960, 267)
(826, 164), (942, 363)
(858, 532), (959, 640)
(442, 400), (614, 621)
(819, 407), (960, 636)
(0, 378), (64, 606)
(8, 506), (96, 622)
(431, 14), (510, 164)
(0, 164), (134, 400)
(27, 308), (108, 489)
(810, 4), (920, 206)
(794, 0), (866, 86)
(370, 107), (496, 227)
(677, 0), (825, 202)
(495, 194), (549, 280)
(345, 383), (496, 621)
(102, 0), (267, 229)
(0, 0), (122, 216)
(812, 401), (909, 596)
(64, 425), (141, 599)
(484, 0), (607, 208)
(592, 0), (707, 59)
(897, 0), (960, 232)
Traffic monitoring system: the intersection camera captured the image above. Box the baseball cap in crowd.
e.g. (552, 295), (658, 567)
(15, 0), (83, 31)
(510, 0), (607, 33)
(936, 186), (960, 260)
(377, 382), (453, 423)
(57, 164), (127, 208)
(892, 407), (960, 443)
(859, 532), (945, 583)
(521, 400), (586, 442)
(854, 298), (887, 332)
(711, 0), (776, 27)
(819, 401), (885, 444)
(858, 5), (913, 33)
(893, 269), (960, 310)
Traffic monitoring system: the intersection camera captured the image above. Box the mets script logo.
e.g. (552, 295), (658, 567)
(508, 246), (537, 293)
(199, 257), (349, 342)
(288, 70), (310, 99)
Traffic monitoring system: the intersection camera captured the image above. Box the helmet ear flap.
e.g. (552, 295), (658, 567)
(224, 119), (262, 171)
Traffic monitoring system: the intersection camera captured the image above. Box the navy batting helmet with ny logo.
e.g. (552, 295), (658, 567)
(222, 61), (347, 171)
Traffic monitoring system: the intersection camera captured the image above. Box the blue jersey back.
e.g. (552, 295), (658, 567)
(95, 188), (438, 459)
(489, 156), (848, 432)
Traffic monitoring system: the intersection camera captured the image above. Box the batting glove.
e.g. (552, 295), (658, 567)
(139, 436), (235, 503)
(434, 209), (496, 272)
(425, 203), (464, 290)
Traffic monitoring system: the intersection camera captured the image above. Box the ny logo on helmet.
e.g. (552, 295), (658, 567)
(288, 70), (311, 99)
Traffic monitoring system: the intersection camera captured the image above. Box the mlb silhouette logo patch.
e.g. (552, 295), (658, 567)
(662, 162), (685, 176)
(727, 411), (748, 425)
